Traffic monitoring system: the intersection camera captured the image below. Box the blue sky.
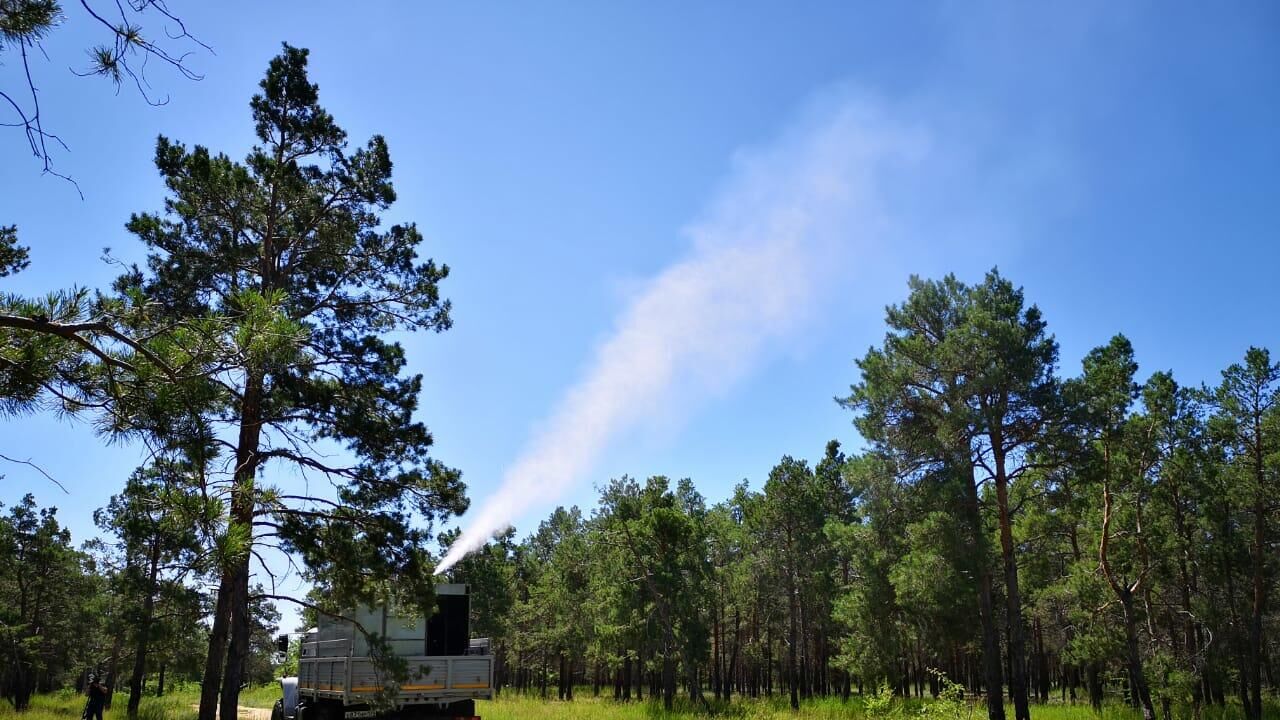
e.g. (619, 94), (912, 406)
(2, 1), (1278, 616)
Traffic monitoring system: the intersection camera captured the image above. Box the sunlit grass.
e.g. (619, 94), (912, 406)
(478, 692), (1279, 720)
(232, 687), (280, 710)
(0, 692), (194, 720)
(0, 685), (285, 720)
(7, 688), (1276, 720)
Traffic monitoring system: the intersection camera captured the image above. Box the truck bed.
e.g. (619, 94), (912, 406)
(298, 655), (493, 705)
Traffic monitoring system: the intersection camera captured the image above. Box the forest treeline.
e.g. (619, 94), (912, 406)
(440, 271), (1278, 720)
(0, 489), (281, 712)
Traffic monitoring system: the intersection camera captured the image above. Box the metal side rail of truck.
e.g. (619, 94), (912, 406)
(272, 585), (492, 720)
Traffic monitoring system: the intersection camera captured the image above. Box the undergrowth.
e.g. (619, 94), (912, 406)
(4, 686), (1276, 720)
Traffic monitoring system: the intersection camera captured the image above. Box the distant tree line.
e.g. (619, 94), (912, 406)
(441, 270), (1278, 720)
(0, 489), (279, 712)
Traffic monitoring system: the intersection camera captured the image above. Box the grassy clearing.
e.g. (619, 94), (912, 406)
(234, 687), (282, 710)
(0, 691), (195, 720)
(0, 685), (284, 720)
(478, 694), (887, 719)
(136, 684), (277, 710)
(5, 689), (1276, 720)
(476, 693), (1279, 720)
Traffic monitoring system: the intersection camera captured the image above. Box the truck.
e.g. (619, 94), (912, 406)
(274, 584), (492, 720)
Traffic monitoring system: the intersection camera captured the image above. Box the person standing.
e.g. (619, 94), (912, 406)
(83, 675), (108, 720)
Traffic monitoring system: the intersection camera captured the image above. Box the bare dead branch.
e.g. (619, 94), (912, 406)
(0, 452), (68, 493)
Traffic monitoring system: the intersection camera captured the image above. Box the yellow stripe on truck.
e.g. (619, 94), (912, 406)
(346, 684), (446, 692)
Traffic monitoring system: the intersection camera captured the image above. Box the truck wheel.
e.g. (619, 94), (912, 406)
(447, 699), (474, 716)
(271, 700), (284, 720)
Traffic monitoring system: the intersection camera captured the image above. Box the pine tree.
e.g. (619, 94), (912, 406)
(114, 44), (467, 720)
(1208, 348), (1279, 720)
(91, 460), (210, 719)
(0, 495), (97, 709)
(842, 273), (1009, 719)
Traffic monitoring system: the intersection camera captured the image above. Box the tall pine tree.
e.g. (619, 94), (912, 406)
(116, 44), (468, 720)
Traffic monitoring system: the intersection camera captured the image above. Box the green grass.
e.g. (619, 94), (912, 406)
(234, 686), (281, 710)
(0, 691), (195, 720)
(6, 689), (1276, 720)
(0, 684), (286, 720)
(476, 693), (1280, 720)
(478, 693), (883, 720)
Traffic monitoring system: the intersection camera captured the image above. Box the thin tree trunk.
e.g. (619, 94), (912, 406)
(127, 536), (164, 719)
(993, 444), (1030, 720)
(542, 654), (549, 698)
(623, 653), (631, 701)
(105, 624), (126, 709)
(1087, 662), (1102, 710)
(965, 465), (1007, 720)
(663, 625), (676, 711)
(788, 568), (799, 711)
(1035, 618), (1050, 703)
(713, 602), (722, 700)
(1222, 526), (1252, 714)
(1246, 487), (1265, 720)
(727, 608), (740, 702)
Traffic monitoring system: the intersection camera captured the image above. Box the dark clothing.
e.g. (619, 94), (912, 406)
(85, 683), (107, 720)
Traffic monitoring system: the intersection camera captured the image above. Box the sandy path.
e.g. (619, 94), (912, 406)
(190, 705), (273, 720)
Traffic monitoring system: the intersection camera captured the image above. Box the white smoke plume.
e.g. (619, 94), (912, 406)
(436, 93), (929, 574)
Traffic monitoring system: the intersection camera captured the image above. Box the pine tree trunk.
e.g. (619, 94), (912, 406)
(1087, 663), (1103, 710)
(105, 624), (126, 709)
(219, 372), (265, 720)
(993, 444), (1030, 720)
(1171, 487), (1204, 713)
(788, 572), (799, 711)
(727, 608), (741, 702)
(965, 466), (1007, 720)
(219, 558), (251, 720)
(1035, 618), (1050, 703)
(662, 652), (675, 710)
(679, 640), (708, 710)
(765, 620), (773, 696)
(198, 575), (232, 720)
(127, 536), (164, 719)
(663, 621), (676, 710)
(1120, 591), (1156, 720)
(623, 653), (631, 701)
(1219, 504), (1253, 716)
(713, 602), (722, 700)
(1246, 486), (1265, 720)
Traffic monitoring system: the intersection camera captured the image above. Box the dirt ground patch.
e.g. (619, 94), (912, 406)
(190, 705), (272, 720)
